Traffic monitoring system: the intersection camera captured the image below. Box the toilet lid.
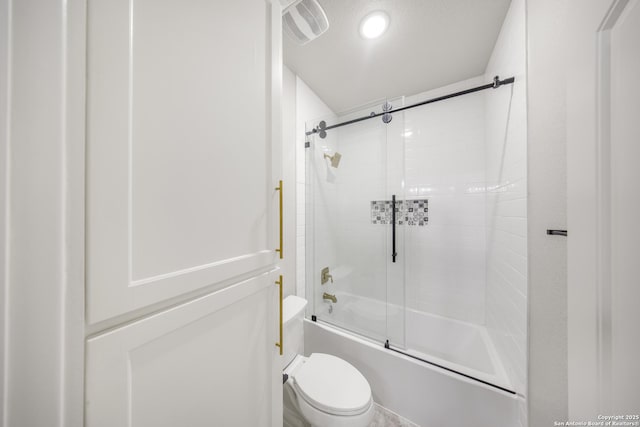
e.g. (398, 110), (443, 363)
(292, 353), (372, 416)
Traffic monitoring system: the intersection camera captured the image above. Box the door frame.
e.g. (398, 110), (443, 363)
(566, 0), (632, 419)
(269, 1), (284, 425)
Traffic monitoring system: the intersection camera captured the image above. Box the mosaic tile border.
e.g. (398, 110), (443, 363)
(371, 199), (428, 226)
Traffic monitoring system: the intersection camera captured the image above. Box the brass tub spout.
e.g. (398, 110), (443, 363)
(323, 292), (337, 303)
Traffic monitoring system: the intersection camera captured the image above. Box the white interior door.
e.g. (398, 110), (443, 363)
(567, 0), (640, 419)
(86, 0), (280, 324)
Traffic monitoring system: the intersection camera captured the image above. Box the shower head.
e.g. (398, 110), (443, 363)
(324, 152), (341, 168)
(282, 0), (329, 45)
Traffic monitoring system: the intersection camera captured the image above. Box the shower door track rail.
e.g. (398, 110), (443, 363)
(384, 340), (516, 395)
(305, 75), (515, 137)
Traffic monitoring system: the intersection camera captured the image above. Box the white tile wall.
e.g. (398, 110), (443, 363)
(332, 118), (389, 314)
(518, 396), (527, 427)
(484, 0), (528, 405)
(400, 77), (488, 325)
(293, 75), (335, 308)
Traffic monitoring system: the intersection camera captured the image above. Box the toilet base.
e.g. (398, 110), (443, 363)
(284, 380), (311, 427)
(284, 381), (375, 427)
(283, 354), (375, 427)
(296, 388), (375, 427)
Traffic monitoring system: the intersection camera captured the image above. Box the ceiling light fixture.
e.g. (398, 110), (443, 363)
(359, 11), (389, 39)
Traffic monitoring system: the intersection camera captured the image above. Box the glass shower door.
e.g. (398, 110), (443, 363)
(303, 78), (523, 393)
(305, 113), (390, 342)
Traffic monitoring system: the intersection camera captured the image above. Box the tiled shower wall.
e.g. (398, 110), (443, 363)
(293, 74), (335, 305)
(330, 114), (390, 307)
(400, 77), (488, 324)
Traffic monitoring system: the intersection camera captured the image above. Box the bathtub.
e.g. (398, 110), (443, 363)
(307, 293), (521, 426)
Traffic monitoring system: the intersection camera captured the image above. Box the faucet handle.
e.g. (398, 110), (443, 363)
(321, 267), (334, 285)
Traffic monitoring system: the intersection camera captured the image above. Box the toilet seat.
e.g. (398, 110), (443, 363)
(292, 353), (372, 416)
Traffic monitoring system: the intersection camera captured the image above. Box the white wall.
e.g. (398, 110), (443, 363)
(484, 0), (528, 413)
(5, 1), (67, 423)
(282, 66), (297, 297)
(526, 0), (569, 425)
(0, 0), (8, 419)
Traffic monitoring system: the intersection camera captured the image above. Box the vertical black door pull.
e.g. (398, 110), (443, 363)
(392, 195), (397, 262)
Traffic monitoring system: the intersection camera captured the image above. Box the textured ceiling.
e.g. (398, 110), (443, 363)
(284, 0), (511, 113)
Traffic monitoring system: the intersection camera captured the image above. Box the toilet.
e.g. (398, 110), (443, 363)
(282, 295), (375, 427)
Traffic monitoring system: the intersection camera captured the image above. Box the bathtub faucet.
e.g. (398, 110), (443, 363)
(321, 267), (333, 284)
(323, 292), (337, 303)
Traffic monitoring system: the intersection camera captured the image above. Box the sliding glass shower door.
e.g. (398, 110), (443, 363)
(305, 77), (522, 393)
(305, 103), (405, 346)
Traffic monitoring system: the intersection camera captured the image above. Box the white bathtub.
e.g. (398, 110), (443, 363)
(404, 307), (511, 390)
(309, 294), (521, 426)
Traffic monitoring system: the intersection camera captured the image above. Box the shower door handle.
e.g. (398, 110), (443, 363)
(392, 195), (397, 263)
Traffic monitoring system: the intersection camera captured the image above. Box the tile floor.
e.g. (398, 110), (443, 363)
(284, 396), (419, 427)
(370, 403), (420, 427)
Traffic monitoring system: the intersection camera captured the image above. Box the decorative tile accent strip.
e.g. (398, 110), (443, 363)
(405, 199), (429, 226)
(370, 199), (428, 226)
(370, 200), (391, 224)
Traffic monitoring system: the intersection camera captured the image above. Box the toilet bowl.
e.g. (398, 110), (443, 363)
(282, 296), (375, 427)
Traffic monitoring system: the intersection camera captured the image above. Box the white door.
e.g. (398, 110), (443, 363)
(567, 0), (640, 419)
(84, 0), (284, 425)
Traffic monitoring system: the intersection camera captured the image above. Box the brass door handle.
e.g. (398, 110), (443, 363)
(275, 180), (283, 259)
(275, 275), (283, 355)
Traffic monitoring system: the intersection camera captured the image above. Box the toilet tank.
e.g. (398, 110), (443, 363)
(282, 295), (307, 369)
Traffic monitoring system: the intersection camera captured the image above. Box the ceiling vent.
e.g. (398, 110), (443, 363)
(283, 0), (329, 45)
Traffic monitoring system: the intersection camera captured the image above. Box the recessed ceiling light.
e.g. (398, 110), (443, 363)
(359, 11), (389, 39)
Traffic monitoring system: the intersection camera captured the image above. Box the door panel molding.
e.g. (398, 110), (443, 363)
(86, 0), (278, 324)
(86, 270), (279, 426)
